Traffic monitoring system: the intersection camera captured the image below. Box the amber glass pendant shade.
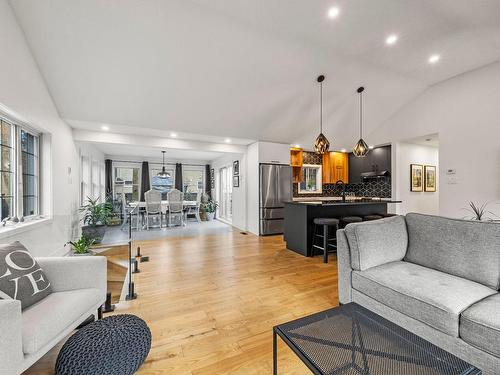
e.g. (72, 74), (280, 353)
(314, 133), (330, 154)
(353, 138), (369, 157)
(353, 86), (369, 158)
(313, 75), (330, 154)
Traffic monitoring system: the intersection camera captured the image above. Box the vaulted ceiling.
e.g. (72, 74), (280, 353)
(10, 0), (500, 150)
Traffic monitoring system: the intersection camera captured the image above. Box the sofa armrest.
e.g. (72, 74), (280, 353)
(36, 256), (107, 297)
(344, 216), (408, 271)
(337, 229), (353, 304)
(0, 299), (23, 375)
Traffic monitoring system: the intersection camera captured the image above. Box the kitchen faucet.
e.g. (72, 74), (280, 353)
(336, 180), (346, 202)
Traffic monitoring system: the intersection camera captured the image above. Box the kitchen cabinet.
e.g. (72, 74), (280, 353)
(349, 145), (391, 183)
(322, 152), (349, 184)
(290, 147), (303, 183)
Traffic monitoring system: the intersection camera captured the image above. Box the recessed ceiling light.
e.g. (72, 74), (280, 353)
(225, 138), (231, 143)
(294, 144), (301, 148)
(428, 54), (440, 64)
(340, 148), (347, 153)
(369, 145), (374, 149)
(327, 7), (340, 19)
(170, 132), (177, 138)
(385, 34), (398, 45)
(101, 125), (109, 131)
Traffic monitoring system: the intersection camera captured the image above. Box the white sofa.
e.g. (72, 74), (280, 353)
(0, 256), (107, 375)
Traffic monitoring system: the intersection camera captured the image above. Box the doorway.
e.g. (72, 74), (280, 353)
(218, 165), (233, 222)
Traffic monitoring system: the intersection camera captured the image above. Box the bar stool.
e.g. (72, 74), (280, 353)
(311, 218), (339, 263)
(363, 214), (383, 221)
(340, 216), (362, 228)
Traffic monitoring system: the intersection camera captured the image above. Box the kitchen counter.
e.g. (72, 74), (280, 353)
(283, 199), (401, 257)
(286, 199), (401, 206)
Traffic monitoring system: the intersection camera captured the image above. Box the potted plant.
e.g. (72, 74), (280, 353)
(65, 235), (95, 256)
(80, 196), (112, 243)
(201, 199), (219, 221)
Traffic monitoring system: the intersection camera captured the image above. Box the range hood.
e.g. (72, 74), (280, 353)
(361, 170), (390, 179)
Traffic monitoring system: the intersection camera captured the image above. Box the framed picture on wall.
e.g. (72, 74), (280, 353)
(410, 164), (424, 192)
(233, 176), (239, 188)
(424, 165), (437, 192)
(233, 160), (239, 176)
(210, 168), (215, 189)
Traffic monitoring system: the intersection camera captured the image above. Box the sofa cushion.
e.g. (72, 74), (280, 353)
(404, 213), (500, 290)
(0, 242), (52, 310)
(352, 261), (496, 337)
(345, 216), (408, 271)
(460, 293), (500, 358)
(22, 288), (102, 354)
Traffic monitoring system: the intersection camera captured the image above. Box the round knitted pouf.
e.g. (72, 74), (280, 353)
(55, 314), (151, 375)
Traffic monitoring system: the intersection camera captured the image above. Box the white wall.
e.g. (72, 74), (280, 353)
(394, 142), (439, 215)
(0, 0), (79, 256)
(210, 153), (247, 231)
(246, 143), (260, 235)
(371, 61), (500, 218)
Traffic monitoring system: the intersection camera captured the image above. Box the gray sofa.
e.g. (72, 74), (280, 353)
(337, 213), (500, 375)
(0, 256), (107, 375)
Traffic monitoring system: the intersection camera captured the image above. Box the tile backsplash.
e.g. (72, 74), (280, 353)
(293, 178), (392, 198)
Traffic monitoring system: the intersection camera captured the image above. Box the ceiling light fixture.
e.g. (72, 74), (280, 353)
(352, 87), (369, 157)
(170, 132), (177, 138)
(428, 54), (440, 64)
(340, 148), (347, 153)
(369, 145), (374, 150)
(101, 125), (109, 131)
(385, 34), (398, 45)
(225, 138), (231, 143)
(327, 7), (340, 19)
(314, 75), (330, 154)
(157, 151), (171, 179)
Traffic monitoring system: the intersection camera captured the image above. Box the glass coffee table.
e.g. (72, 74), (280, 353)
(273, 303), (481, 375)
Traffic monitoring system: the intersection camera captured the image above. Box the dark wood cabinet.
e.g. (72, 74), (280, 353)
(348, 145), (391, 183)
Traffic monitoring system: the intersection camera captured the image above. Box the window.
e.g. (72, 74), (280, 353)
(150, 166), (175, 199)
(0, 117), (40, 221)
(1, 121), (14, 220)
(21, 130), (39, 216)
(182, 166), (204, 193)
(113, 166), (140, 204)
(298, 164), (322, 194)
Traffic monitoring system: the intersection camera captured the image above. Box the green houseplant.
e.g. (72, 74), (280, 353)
(201, 199), (219, 221)
(65, 235), (95, 255)
(80, 196), (112, 243)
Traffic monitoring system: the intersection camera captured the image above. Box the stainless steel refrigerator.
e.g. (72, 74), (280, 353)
(259, 163), (292, 235)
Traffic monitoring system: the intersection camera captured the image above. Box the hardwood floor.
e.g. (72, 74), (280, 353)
(24, 230), (339, 374)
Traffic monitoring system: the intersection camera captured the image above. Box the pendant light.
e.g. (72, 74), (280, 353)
(313, 75), (330, 154)
(157, 150), (171, 178)
(352, 86), (369, 157)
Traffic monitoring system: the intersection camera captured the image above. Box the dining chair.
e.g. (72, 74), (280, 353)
(185, 191), (201, 223)
(120, 193), (141, 231)
(144, 189), (162, 230)
(167, 189), (184, 227)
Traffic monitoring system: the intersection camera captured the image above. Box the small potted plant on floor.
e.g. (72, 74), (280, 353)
(201, 199), (219, 221)
(65, 235), (95, 256)
(80, 196), (112, 243)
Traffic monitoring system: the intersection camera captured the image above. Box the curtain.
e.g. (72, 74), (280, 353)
(105, 159), (113, 197)
(175, 163), (183, 191)
(140, 161), (150, 201)
(205, 164), (211, 198)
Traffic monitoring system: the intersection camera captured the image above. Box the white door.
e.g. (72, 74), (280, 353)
(218, 166), (233, 222)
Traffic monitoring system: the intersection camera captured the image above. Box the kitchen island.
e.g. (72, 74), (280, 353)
(284, 199), (401, 256)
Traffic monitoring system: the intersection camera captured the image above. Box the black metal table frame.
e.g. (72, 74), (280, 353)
(274, 325), (324, 375)
(272, 304), (482, 375)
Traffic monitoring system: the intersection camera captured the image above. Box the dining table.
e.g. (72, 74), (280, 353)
(129, 200), (198, 213)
